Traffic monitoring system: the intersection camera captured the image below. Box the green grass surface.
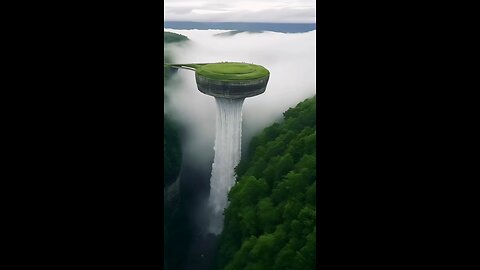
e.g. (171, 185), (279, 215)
(165, 62), (269, 81)
(197, 62), (269, 81)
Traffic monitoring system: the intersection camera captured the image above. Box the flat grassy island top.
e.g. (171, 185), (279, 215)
(196, 62), (269, 81)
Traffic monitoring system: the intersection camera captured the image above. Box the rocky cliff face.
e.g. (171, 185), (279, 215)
(195, 74), (269, 99)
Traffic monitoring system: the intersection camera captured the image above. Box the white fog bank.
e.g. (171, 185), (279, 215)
(164, 29), (316, 167)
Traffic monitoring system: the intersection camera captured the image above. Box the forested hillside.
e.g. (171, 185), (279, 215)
(214, 96), (316, 270)
(164, 31), (188, 43)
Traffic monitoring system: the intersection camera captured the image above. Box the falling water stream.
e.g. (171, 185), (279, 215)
(208, 97), (245, 234)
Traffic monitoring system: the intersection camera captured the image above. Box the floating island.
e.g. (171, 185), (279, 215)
(165, 62), (270, 99)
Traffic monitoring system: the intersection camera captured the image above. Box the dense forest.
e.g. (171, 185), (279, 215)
(214, 97), (316, 270)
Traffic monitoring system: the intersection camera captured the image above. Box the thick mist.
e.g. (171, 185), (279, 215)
(164, 29), (316, 170)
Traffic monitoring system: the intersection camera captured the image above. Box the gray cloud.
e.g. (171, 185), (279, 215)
(167, 7), (194, 15)
(164, 0), (316, 23)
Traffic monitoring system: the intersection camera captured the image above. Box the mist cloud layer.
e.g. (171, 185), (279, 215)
(164, 29), (316, 168)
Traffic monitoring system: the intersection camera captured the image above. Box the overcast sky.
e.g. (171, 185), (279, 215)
(164, 0), (316, 23)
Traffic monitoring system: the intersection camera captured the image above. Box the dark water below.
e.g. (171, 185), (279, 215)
(173, 155), (219, 270)
(183, 233), (219, 270)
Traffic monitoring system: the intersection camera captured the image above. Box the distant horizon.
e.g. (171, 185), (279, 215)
(164, 20), (316, 24)
(164, 21), (315, 33)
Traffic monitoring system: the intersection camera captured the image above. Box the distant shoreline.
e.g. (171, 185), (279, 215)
(164, 21), (316, 33)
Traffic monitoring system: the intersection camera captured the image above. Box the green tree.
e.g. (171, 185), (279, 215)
(257, 198), (280, 233)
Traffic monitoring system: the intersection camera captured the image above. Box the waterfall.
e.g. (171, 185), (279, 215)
(208, 97), (245, 235)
